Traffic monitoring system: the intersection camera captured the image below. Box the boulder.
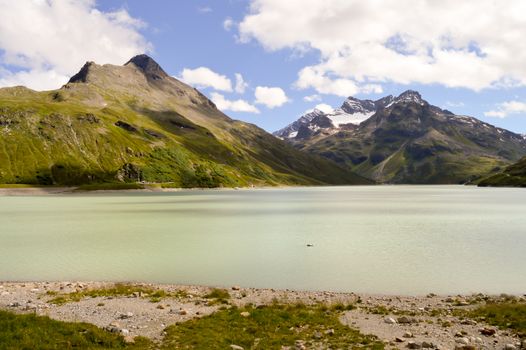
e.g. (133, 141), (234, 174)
(397, 316), (415, 324)
(119, 312), (134, 319)
(479, 327), (496, 336)
(407, 341), (421, 349)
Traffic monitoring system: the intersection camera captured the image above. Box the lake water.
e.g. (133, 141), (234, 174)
(0, 186), (525, 295)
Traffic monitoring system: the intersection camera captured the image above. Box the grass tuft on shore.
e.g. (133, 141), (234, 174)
(48, 283), (186, 305)
(0, 310), (152, 349)
(161, 303), (383, 349)
(203, 288), (230, 305)
(467, 301), (526, 337)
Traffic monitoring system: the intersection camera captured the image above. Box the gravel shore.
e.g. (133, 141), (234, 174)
(0, 281), (523, 349)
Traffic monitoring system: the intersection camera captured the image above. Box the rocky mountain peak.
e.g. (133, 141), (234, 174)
(341, 97), (376, 114)
(302, 108), (326, 121)
(125, 54), (168, 80)
(393, 90), (425, 105)
(68, 61), (96, 83)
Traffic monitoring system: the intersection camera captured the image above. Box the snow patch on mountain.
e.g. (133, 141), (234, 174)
(326, 109), (375, 127)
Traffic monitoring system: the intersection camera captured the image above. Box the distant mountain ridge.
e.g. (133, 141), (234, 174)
(274, 91), (433, 142)
(0, 54), (370, 187)
(276, 90), (526, 184)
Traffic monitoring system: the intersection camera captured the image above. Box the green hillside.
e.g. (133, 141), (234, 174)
(0, 55), (370, 187)
(478, 156), (526, 187)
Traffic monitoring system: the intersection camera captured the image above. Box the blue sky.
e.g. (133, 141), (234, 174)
(1, 0), (526, 134)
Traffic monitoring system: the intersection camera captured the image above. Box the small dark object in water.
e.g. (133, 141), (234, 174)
(306, 244), (314, 247)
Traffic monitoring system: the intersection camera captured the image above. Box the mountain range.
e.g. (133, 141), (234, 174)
(0, 55), (370, 187)
(275, 91), (526, 184)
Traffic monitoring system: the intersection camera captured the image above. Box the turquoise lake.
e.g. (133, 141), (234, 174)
(0, 186), (525, 295)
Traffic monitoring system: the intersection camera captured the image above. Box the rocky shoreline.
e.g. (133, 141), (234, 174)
(0, 185), (288, 196)
(0, 281), (524, 349)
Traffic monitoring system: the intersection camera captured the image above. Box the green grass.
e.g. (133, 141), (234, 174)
(0, 303), (382, 349)
(161, 303), (384, 349)
(203, 288), (230, 305)
(48, 283), (186, 305)
(0, 310), (153, 350)
(464, 302), (526, 337)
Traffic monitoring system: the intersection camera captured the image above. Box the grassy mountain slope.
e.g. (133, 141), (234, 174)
(478, 156), (526, 187)
(295, 93), (526, 184)
(0, 55), (370, 187)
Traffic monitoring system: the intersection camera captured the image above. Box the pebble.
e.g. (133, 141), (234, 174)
(119, 312), (134, 319)
(403, 331), (413, 338)
(120, 329), (130, 336)
(461, 319), (477, 325)
(504, 344), (517, 350)
(456, 337), (470, 345)
(421, 341), (434, 348)
(384, 317), (397, 324)
(240, 311), (250, 317)
(295, 340), (306, 350)
(230, 345), (243, 350)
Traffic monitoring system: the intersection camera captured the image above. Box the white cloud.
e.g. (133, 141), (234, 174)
(303, 94), (321, 102)
(234, 73), (248, 93)
(254, 86), (289, 108)
(180, 67), (233, 92)
(306, 103), (334, 113)
(484, 101), (526, 118)
(0, 0), (150, 90)
(223, 18), (234, 31)
(211, 92), (260, 113)
(0, 68), (69, 91)
(295, 66), (382, 97)
(239, 0), (526, 94)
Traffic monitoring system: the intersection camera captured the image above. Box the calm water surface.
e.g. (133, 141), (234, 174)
(0, 186), (525, 295)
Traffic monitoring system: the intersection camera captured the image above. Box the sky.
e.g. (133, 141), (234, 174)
(1, 0), (526, 134)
